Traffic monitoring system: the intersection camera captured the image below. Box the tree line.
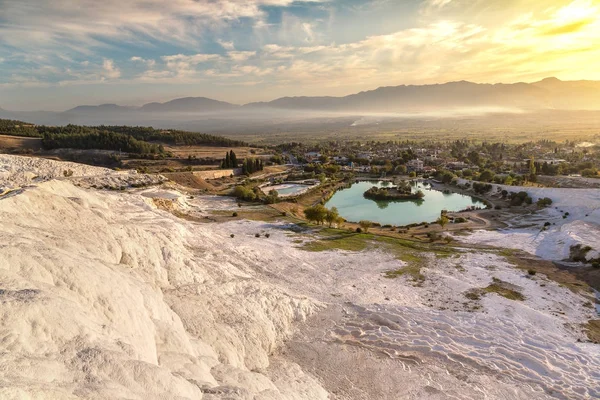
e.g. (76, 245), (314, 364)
(0, 119), (247, 154)
(42, 131), (164, 155)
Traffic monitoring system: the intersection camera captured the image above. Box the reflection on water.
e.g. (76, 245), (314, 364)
(325, 180), (484, 226)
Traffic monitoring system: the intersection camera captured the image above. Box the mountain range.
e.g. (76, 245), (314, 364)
(2, 78), (600, 130)
(46, 77), (600, 115)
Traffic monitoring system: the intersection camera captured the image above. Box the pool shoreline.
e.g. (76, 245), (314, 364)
(325, 179), (486, 226)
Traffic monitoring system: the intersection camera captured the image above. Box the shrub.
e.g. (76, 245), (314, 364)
(232, 212), (238, 217)
(510, 191), (529, 206)
(544, 222), (551, 227)
(570, 244), (592, 262)
(537, 197), (553, 208)
(255, 233), (261, 238)
(355, 227), (363, 233)
(281, 211), (287, 217)
(233, 185), (257, 202)
(265, 233), (270, 238)
(427, 232), (440, 242)
(359, 220), (373, 233)
(472, 182), (493, 194)
(454, 217), (467, 223)
(230, 234), (235, 238)
(527, 269), (536, 276)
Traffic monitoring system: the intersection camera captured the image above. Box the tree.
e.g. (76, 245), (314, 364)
(359, 220), (372, 233)
(265, 189), (279, 204)
(230, 150), (238, 168)
(325, 207), (340, 228)
(528, 156), (536, 181)
(479, 169), (495, 182)
(468, 150), (480, 166)
(304, 205), (328, 225)
(437, 215), (449, 229)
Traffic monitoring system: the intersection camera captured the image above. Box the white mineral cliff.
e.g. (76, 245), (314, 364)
(0, 155), (326, 399)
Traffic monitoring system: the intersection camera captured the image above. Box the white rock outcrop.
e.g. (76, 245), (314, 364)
(0, 155), (326, 399)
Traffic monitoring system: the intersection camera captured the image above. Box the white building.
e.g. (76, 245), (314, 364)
(406, 159), (424, 172)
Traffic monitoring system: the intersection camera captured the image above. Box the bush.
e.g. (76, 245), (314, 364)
(427, 232), (440, 242)
(537, 197), (553, 208)
(232, 212), (238, 217)
(527, 269), (536, 276)
(265, 233), (270, 238)
(355, 227), (363, 233)
(233, 185), (257, 202)
(255, 233), (261, 238)
(472, 182), (493, 194)
(570, 244), (592, 262)
(230, 234), (235, 238)
(359, 220), (373, 233)
(281, 211), (287, 217)
(510, 191), (529, 206)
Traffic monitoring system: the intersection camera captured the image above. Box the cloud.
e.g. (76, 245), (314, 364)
(2, 0), (600, 106)
(102, 59), (121, 79)
(228, 51), (256, 62)
(218, 40), (235, 50)
(131, 56), (156, 67)
(0, 0), (323, 53)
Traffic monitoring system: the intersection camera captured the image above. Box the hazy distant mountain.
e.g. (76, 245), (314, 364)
(65, 104), (135, 114)
(245, 78), (600, 111)
(3, 78), (600, 130)
(38, 78), (600, 115)
(140, 97), (238, 113)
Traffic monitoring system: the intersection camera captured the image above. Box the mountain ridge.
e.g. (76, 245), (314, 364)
(5, 78), (600, 116)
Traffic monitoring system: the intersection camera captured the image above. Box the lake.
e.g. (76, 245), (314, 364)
(261, 183), (312, 197)
(325, 180), (485, 226)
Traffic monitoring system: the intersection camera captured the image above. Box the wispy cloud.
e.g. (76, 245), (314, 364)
(1, 0), (600, 110)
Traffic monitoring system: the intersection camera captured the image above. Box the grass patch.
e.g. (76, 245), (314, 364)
(301, 232), (370, 252)
(484, 280), (525, 301)
(584, 320), (600, 343)
(498, 248), (518, 257)
(384, 264), (425, 282)
(463, 279), (525, 302)
(464, 290), (481, 301)
(296, 224), (464, 284)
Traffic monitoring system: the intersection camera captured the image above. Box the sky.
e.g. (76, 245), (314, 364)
(1, 0), (599, 111)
